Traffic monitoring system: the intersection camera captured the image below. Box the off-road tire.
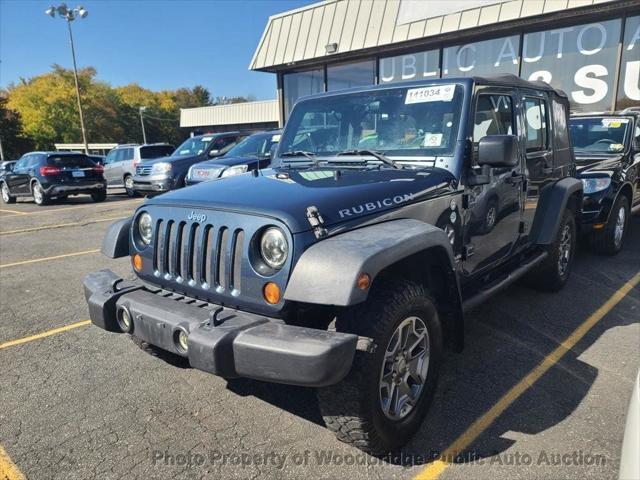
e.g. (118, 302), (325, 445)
(525, 209), (576, 292)
(129, 336), (189, 367)
(0, 182), (16, 204)
(91, 189), (107, 202)
(589, 195), (629, 255)
(317, 279), (442, 455)
(31, 181), (50, 206)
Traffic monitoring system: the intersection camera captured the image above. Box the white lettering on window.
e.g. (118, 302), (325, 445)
(577, 23), (607, 55)
(572, 65), (608, 104)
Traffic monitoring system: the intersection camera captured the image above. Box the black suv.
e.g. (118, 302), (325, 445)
(84, 76), (581, 454)
(570, 109), (640, 254)
(1, 152), (106, 205)
(132, 133), (241, 196)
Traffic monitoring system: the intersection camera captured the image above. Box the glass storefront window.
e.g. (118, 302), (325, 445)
(327, 60), (375, 91)
(617, 15), (640, 110)
(521, 19), (622, 113)
(379, 50), (440, 84)
(442, 35), (520, 78)
(283, 68), (324, 118)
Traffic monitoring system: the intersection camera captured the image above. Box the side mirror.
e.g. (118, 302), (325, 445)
(5, 163), (14, 172)
(478, 135), (519, 168)
(209, 149), (220, 157)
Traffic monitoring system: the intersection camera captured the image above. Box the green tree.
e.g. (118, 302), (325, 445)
(0, 94), (33, 159)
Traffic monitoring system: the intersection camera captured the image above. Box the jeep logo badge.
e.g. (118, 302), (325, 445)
(188, 211), (207, 223)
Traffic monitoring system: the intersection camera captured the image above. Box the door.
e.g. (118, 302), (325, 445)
(103, 149), (120, 186)
(8, 155), (33, 194)
(118, 148), (134, 181)
(521, 94), (556, 233)
(463, 91), (523, 275)
(633, 120), (640, 206)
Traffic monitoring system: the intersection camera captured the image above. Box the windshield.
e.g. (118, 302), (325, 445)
(278, 84), (464, 162)
(172, 137), (214, 157)
(225, 132), (280, 157)
(569, 117), (630, 154)
(140, 145), (174, 159)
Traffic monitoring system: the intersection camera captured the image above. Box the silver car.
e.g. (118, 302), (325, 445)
(103, 143), (174, 196)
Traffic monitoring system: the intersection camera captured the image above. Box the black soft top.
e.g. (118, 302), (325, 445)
(473, 74), (568, 99)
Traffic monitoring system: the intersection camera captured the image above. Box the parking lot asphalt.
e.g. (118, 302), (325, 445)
(0, 193), (638, 480)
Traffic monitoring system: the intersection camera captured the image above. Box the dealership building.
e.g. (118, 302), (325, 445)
(250, 0), (639, 123)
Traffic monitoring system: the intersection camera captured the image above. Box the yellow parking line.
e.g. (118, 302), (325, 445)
(414, 271), (640, 480)
(0, 320), (91, 350)
(0, 249), (100, 269)
(0, 208), (30, 216)
(0, 198), (142, 217)
(0, 443), (26, 479)
(0, 216), (126, 236)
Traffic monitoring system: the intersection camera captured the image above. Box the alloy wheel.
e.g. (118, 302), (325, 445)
(1, 184), (9, 202)
(33, 183), (43, 204)
(379, 316), (430, 420)
(557, 224), (572, 277)
(614, 205), (626, 249)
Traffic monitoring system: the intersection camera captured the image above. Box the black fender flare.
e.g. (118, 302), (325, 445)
(102, 217), (131, 258)
(284, 219), (460, 306)
(530, 177), (583, 245)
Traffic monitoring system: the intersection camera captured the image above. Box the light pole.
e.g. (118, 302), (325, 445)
(45, 4), (89, 154)
(139, 106), (147, 144)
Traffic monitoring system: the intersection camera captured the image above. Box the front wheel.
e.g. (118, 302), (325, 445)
(317, 279), (442, 455)
(123, 175), (137, 197)
(525, 209), (576, 292)
(1, 182), (16, 204)
(32, 181), (49, 206)
(91, 189), (107, 202)
(589, 195), (629, 255)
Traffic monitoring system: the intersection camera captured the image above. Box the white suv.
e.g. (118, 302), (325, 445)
(103, 143), (174, 196)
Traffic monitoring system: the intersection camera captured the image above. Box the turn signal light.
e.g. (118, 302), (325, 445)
(263, 282), (281, 304)
(357, 272), (371, 290)
(132, 253), (143, 272)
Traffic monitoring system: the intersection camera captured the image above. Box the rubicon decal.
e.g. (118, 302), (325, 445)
(338, 193), (415, 218)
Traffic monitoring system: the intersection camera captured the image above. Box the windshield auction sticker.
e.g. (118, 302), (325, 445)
(405, 85), (455, 104)
(601, 118), (629, 128)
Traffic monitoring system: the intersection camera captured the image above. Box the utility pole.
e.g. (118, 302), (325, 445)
(139, 106), (147, 144)
(46, 4), (90, 154)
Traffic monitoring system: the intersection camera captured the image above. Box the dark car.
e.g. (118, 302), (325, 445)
(185, 130), (282, 185)
(132, 133), (241, 196)
(570, 109), (640, 254)
(84, 76), (582, 454)
(88, 155), (105, 166)
(0, 151), (106, 206)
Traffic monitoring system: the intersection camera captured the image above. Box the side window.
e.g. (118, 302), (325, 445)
(104, 150), (118, 164)
(124, 148), (134, 161)
(27, 155), (41, 168)
(552, 98), (569, 150)
(14, 156), (29, 170)
(524, 98), (549, 153)
(473, 94), (514, 143)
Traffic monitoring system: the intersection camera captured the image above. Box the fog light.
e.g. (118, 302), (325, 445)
(175, 329), (189, 352)
(132, 253), (143, 271)
(116, 306), (133, 333)
(263, 282), (281, 305)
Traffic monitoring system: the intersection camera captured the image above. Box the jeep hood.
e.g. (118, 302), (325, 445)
(146, 166), (455, 233)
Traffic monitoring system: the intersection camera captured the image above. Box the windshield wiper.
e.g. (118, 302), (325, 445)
(335, 149), (401, 169)
(280, 151), (317, 162)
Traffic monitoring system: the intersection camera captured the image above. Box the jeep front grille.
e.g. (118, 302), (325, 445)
(153, 219), (244, 294)
(136, 165), (153, 176)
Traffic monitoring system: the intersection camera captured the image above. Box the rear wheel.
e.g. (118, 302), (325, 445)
(32, 181), (49, 206)
(1, 182), (16, 204)
(317, 279), (442, 455)
(589, 195), (629, 255)
(525, 209), (576, 292)
(123, 175), (137, 197)
(91, 189), (107, 202)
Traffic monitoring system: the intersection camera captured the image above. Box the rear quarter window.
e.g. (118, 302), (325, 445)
(47, 155), (95, 168)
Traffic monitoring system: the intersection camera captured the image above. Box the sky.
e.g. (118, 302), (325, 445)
(0, 0), (311, 100)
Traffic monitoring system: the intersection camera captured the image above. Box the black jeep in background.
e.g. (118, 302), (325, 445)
(0, 151), (107, 206)
(84, 75), (582, 454)
(570, 108), (640, 254)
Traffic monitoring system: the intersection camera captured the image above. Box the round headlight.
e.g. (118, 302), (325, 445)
(138, 212), (153, 245)
(260, 227), (288, 269)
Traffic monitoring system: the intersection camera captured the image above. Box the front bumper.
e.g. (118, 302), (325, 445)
(132, 174), (175, 193)
(83, 269), (358, 387)
(44, 180), (106, 196)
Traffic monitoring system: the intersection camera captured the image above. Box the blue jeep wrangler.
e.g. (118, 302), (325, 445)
(83, 75), (582, 454)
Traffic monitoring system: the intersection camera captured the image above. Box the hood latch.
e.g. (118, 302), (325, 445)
(306, 205), (328, 239)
